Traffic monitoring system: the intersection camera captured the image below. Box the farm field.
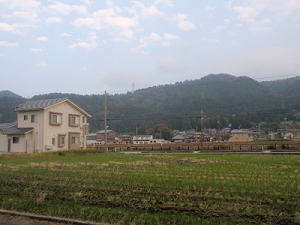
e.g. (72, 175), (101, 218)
(0, 150), (299, 224)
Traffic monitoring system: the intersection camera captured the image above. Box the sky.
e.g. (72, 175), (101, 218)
(1, 0), (300, 98)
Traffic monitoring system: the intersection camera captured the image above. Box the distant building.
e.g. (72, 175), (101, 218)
(133, 135), (153, 144)
(229, 129), (250, 142)
(87, 130), (118, 144)
(118, 135), (133, 144)
(172, 135), (186, 143)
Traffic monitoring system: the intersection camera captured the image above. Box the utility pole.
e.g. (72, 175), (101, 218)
(218, 114), (220, 142)
(195, 125), (198, 142)
(104, 91), (108, 152)
(201, 108), (203, 147)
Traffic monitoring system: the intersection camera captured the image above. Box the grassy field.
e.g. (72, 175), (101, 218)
(0, 150), (299, 224)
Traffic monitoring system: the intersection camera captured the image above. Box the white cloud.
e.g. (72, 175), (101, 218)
(140, 32), (161, 45)
(0, 22), (22, 34)
(48, 1), (87, 15)
(249, 26), (272, 32)
(174, 13), (196, 30)
(205, 6), (216, 12)
(68, 42), (98, 50)
(61, 33), (72, 37)
(205, 6), (216, 18)
(105, 0), (114, 7)
(46, 17), (61, 23)
(200, 38), (219, 43)
(154, 0), (174, 7)
(38, 63), (48, 67)
(5, 11), (38, 20)
(36, 37), (48, 42)
(73, 12), (138, 30)
(230, 1), (278, 32)
(215, 25), (226, 31)
(224, 0), (232, 9)
(131, 44), (148, 55)
(273, 0), (300, 16)
(0, 41), (18, 47)
(30, 48), (42, 52)
(133, 32), (180, 54)
(233, 5), (259, 24)
(81, 0), (91, 6)
(132, 1), (163, 18)
(68, 33), (98, 50)
(161, 33), (180, 46)
(93, 8), (116, 18)
(73, 17), (138, 30)
(112, 29), (135, 42)
(0, 0), (41, 10)
(156, 55), (183, 73)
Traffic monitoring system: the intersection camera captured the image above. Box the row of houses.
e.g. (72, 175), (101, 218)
(173, 128), (300, 143)
(87, 128), (260, 145)
(87, 131), (168, 145)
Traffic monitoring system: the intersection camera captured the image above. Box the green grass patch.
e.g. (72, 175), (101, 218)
(0, 151), (299, 224)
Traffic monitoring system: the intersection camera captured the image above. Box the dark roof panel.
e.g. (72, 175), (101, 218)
(14, 98), (67, 111)
(2, 125), (33, 135)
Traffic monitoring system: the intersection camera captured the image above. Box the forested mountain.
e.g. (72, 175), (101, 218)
(0, 97), (25, 123)
(0, 90), (23, 98)
(261, 76), (300, 109)
(1, 74), (299, 133)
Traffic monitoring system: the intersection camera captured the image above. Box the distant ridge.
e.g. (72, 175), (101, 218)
(1, 74), (300, 132)
(0, 90), (24, 99)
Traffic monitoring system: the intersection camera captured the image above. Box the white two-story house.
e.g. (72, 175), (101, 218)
(0, 98), (91, 153)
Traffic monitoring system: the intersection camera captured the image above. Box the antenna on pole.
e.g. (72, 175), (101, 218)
(132, 82), (135, 92)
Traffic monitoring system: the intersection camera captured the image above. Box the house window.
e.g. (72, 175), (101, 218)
(58, 134), (66, 147)
(69, 114), (80, 126)
(24, 115), (28, 120)
(52, 138), (55, 146)
(50, 112), (62, 125)
(13, 137), (19, 144)
(31, 114), (38, 123)
(71, 136), (80, 144)
(82, 117), (85, 123)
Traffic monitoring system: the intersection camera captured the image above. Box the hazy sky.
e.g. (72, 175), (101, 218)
(1, 0), (300, 97)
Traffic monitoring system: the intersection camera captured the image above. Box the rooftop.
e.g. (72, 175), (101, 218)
(2, 124), (33, 135)
(14, 98), (67, 111)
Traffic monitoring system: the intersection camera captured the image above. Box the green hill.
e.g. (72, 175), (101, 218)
(1, 74), (299, 132)
(0, 90), (24, 98)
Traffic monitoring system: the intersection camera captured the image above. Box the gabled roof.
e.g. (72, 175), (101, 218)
(14, 98), (67, 111)
(14, 98), (91, 117)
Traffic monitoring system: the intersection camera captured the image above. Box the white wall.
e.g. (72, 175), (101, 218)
(0, 133), (8, 152)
